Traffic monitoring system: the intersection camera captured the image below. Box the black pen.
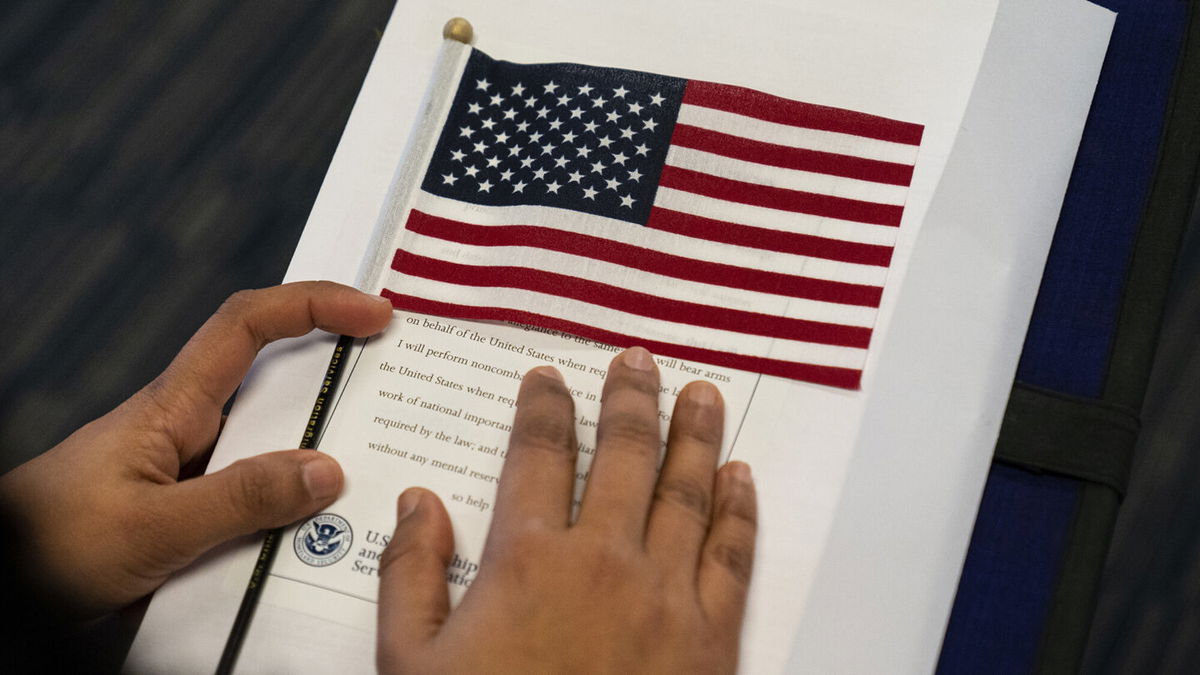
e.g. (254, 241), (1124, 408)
(215, 334), (355, 675)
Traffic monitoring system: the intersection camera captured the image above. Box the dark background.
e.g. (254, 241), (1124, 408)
(0, 1), (1196, 672)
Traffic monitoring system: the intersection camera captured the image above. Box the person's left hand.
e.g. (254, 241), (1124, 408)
(0, 281), (393, 616)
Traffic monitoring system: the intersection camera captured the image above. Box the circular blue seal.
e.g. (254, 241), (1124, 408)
(294, 513), (353, 567)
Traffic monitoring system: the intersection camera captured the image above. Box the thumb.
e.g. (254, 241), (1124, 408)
(377, 488), (454, 671)
(161, 450), (344, 561)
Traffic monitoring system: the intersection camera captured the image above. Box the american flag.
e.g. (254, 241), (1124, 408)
(381, 49), (923, 389)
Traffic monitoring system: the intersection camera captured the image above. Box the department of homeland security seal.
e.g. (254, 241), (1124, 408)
(294, 513), (353, 567)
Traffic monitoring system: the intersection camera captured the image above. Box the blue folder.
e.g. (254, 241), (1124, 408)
(938, 1), (1196, 671)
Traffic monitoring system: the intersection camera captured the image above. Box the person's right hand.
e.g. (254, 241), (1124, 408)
(376, 347), (758, 674)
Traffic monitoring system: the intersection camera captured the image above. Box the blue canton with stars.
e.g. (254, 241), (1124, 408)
(421, 49), (686, 225)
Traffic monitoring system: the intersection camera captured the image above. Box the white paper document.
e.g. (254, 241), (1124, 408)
(127, 1), (1114, 673)
(270, 317), (759, 607)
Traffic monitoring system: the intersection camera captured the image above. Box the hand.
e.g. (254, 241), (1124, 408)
(377, 347), (758, 674)
(0, 281), (393, 615)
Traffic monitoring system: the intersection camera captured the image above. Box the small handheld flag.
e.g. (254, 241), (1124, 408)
(376, 25), (923, 389)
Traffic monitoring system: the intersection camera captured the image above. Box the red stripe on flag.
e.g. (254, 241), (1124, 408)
(391, 250), (873, 348)
(646, 207), (895, 267)
(683, 80), (924, 146)
(670, 124), (915, 186)
(659, 166), (904, 227)
(406, 210), (883, 307)
(381, 290), (864, 389)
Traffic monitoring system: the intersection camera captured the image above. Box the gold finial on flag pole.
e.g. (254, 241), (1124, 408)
(442, 17), (473, 44)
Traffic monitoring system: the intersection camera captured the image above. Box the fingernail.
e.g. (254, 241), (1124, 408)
(533, 365), (564, 382)
(685, 381), (720, 407)
(396, 489), (423, 521)
(726, 461), (752, 484)
(301, 455), (342, 500)
(622, 346), (655, 371)
(367, 293), (393, 305)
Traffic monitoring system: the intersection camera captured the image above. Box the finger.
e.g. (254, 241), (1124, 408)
(577, 347), (662, 539)
(646, 381), (724, 574)
(153, 450), (343, 563)
(133, 281), (393, 460)
(377, 489), (454, 671)
(489, 366), (578, 544)
(698, 462), (757, 629)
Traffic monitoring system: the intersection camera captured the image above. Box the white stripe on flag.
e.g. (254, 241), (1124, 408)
(402, 229), (880, 328)
(414, 192), (892, 285)
(677, 103), (920, 165)
(664, 145), (911, 205)
(384, 271), (869, 370)
(653, 187), (902, 247)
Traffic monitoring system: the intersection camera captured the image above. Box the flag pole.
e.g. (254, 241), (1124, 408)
(355, 17), (475, 295)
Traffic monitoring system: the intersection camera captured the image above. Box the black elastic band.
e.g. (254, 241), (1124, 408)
(993, 382), (1139, 498)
